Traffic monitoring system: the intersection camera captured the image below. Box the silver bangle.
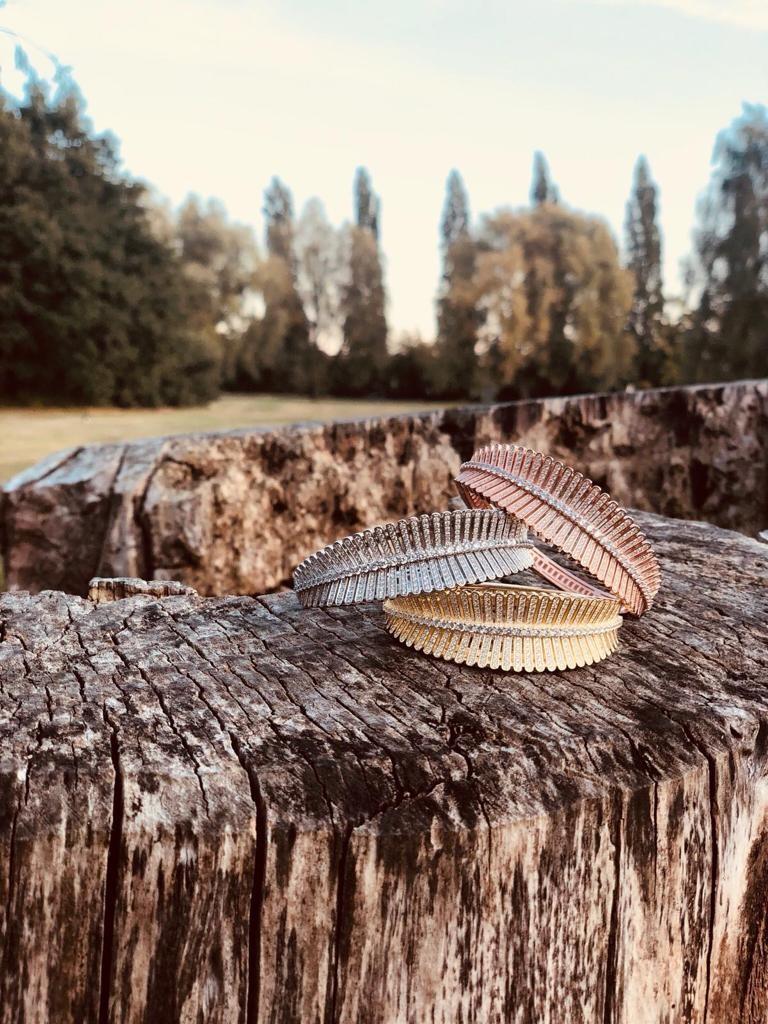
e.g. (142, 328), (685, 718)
(293, 509), (534, 607)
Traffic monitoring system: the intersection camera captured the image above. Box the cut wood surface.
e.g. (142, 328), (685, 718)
(1, 511), (767, 1023)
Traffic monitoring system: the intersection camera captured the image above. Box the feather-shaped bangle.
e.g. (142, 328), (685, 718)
(293, 509), (534, 608)
(455, 445), (661, 616)
(384, 583), (622, 672)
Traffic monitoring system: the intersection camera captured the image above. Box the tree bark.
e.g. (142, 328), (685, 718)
(1, 510), (767, 1023)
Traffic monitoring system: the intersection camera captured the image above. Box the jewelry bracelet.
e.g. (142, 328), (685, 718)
(293, 508), (534, 607)
(455, 444), (661, 616)
(384, 583), (622, 673)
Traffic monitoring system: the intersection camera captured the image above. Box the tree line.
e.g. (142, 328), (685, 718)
(1, 62), (766, 407)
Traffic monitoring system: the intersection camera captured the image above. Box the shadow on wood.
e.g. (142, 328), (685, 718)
(0, 511), (767, 1023)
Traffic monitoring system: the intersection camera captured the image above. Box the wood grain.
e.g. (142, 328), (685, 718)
(1, 511), (767, 1023)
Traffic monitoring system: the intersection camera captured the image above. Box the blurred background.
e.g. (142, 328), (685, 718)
(1, 0), (767, 482)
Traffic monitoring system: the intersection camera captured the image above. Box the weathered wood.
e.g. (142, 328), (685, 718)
(1, 510), (767, 1023)
(2, 379), (767, 597)
(87, 576), (198, 603)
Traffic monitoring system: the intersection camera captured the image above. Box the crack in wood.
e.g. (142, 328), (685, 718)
(99, 706), (124, 1024)
(603, 796), (623, 1024)
(326, 822), (354, 1024)
(228, 733), (267, 1024)
(681, 722), (720, 1024)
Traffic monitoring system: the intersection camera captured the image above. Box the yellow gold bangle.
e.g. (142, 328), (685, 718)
(455, 444), (661, 616)
(384, 583), (622, 672)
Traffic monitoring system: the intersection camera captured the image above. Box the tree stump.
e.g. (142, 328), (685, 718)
(1, 511), (767, 1024)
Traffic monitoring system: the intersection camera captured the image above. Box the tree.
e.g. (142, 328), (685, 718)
(684, 104), (768, 382)
(440, 169), (470, 248)
(176, 196), (258, 329)
(175, 195), (259, 384)
(354, 166), (380, 239)
(624, 156), (668, 386)
(295, 198), (341, 352)
(238, 177), (324, 394)
(435, 170), (481, 398)
(384, 333), (438, 399)
(530, 151), (559, 207)
(263, 176), (297, 266)
(472, 205), (633, 398)
(333, 168), (388, 395)
(0, 69), (220, 406)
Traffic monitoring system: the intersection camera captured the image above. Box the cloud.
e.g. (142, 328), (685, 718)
(584, 0), (768, 31)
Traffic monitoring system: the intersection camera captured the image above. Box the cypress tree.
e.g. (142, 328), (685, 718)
(441, 169), (470, 250)
(624, 156), (667, 386)
(435, 170), (480, 398)
(354, 167), (380, 239)
(530, 151), (559, 206)
(334, 168), (388, 395)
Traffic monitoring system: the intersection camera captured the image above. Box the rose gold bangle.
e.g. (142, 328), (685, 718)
(455, 444), (661, 616)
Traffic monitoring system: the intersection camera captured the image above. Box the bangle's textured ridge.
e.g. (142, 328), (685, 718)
(384, 584), (622, 672)
(293, 509), (534, 607)
(456, 445), (661, 616)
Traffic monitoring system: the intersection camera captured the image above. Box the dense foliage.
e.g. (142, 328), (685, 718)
(0, 77), (220, 405)
(471, 205), (633, 399)
(1, 59), (766, 408)
(683, 105), (768, 383)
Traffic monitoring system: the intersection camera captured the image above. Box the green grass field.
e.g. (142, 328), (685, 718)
(0, 394), (451, 484)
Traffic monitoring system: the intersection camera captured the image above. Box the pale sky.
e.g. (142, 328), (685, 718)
(1, 0), (766, 336)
